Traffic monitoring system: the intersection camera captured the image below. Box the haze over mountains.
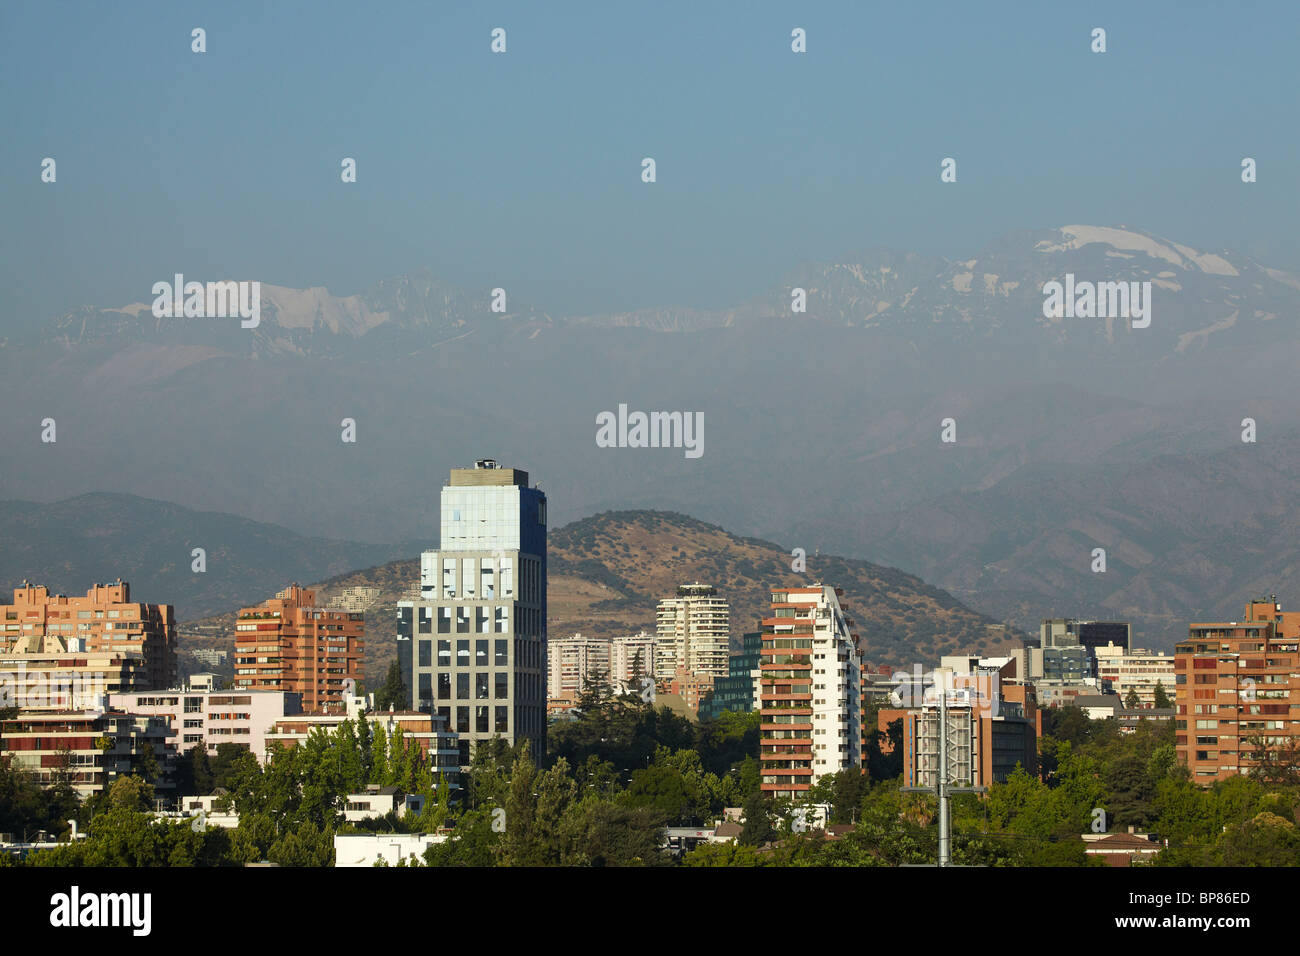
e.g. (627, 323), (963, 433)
(3, 224), (1297, 649)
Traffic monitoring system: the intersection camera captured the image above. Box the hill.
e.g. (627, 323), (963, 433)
(181, 509), (1020, 682)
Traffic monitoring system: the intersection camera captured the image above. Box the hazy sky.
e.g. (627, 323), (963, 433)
(2, 0), (1296, 324)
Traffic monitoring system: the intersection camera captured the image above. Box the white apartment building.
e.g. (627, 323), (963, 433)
(109, 686), (302, 763)
(760, 585), (861, 799)
(547, 631), (656, 699)
(655, 583), (730, 681)
(1093, 644), (1176, 707)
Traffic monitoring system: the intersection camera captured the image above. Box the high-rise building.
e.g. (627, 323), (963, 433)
(233, 585), (364, 715)
(547, 631), (656, 701)
(1175, 596), (1300, 784)
(398, 460), (547, 767)
(759, 585), (861, 800)
(655, 583), (730, 681)
(0, 581), (177, 690)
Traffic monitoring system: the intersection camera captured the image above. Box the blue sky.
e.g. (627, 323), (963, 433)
(2, 0), (1296, 324)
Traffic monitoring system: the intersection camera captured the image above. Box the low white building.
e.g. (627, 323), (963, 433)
(334, 833), (449, 867)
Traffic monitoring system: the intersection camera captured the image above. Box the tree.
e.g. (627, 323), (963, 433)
(374, 662), (408, 712)
(1124, 688), (1141, 709)
(738, 790), (775, 846)
(1153, 681), (1172, 709)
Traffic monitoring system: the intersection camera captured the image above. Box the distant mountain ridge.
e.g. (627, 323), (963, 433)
(20, 225), (1300, 360)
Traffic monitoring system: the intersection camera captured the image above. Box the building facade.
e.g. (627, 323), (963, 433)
(1093, 645), (1176, 707)
(1175, 596), (1300, 784)
(397, 460), (547, 767)
(655, 583), (730, 682)
(1, 581), (177, 690)
(110, 686), (302, 761)
(699, 631), (761, 721)
(759, 585), (862, 800)
(233, 584), (364, 714)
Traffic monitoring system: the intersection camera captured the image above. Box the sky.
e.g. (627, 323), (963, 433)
(2, 0), (1297, 325)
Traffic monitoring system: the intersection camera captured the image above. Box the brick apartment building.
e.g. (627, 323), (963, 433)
(234, 585), (364, 714)
(0, 581), (177, 690)
(1175, 596), (1300, 783)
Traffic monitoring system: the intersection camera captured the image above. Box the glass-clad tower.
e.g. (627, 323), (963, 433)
(398, 460), (547, 767)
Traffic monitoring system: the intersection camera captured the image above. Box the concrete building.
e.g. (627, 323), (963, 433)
(1175, 596), (1300, 784)
(1039, 618), (1131, 652)
(1093, 645), (1176, 707)
(398, 460), (547, 768)
(655, 583), (730, 682)
(759, 585), (862, 800)
(233, 584), (364, 714)
(1, 581), (177, 690)
(109, 685), (302, 762)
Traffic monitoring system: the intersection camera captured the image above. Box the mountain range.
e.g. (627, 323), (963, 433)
(3, 224), (1297, 648)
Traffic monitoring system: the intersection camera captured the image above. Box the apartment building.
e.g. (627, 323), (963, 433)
(110, 685), (302, 761)
(547, 631), (656, 701)
(0, 641), (149, 711)
(397, 460), (547, 767)
(1093, 645), (1176, 707)
(0, 710), (173, 799)
(233, 584), (364, 715)
(0, 581), (177, 690)
(759, 585), (862, 800)
(1175, 596), (1300, 784)
(655, 583), (730, 682)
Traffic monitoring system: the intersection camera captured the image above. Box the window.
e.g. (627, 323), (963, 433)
(495, 672), (508, 699)
(418, 607), (432, 634)
(476, 673), (489, 700)
(477, 607), (490, 633)
(456, 707), (469, 733)
(418, 641), (431, 667)
(495, 606), (509, 633)
(457, 640), (469, 665)
(476, 706), (489, 734)
(495, 639), (508, 666)
(437, 640), (451, 666)
(418, 673), (432, 702)
(495, 706), (509, 732)
(462, 558), (476, 597)
(438, 608), (451, 634)
(476, 640), (489, 666)
(437, 673), (450, 700)
(457, 673), (469, 700)
(456, 607), (469, 633)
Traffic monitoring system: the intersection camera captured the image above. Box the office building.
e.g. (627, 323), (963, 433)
(398, 460), (547, 767)
(233, 584), (364, 714)
(759, 585), (862, 800)
(699, 631), (761, 721)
